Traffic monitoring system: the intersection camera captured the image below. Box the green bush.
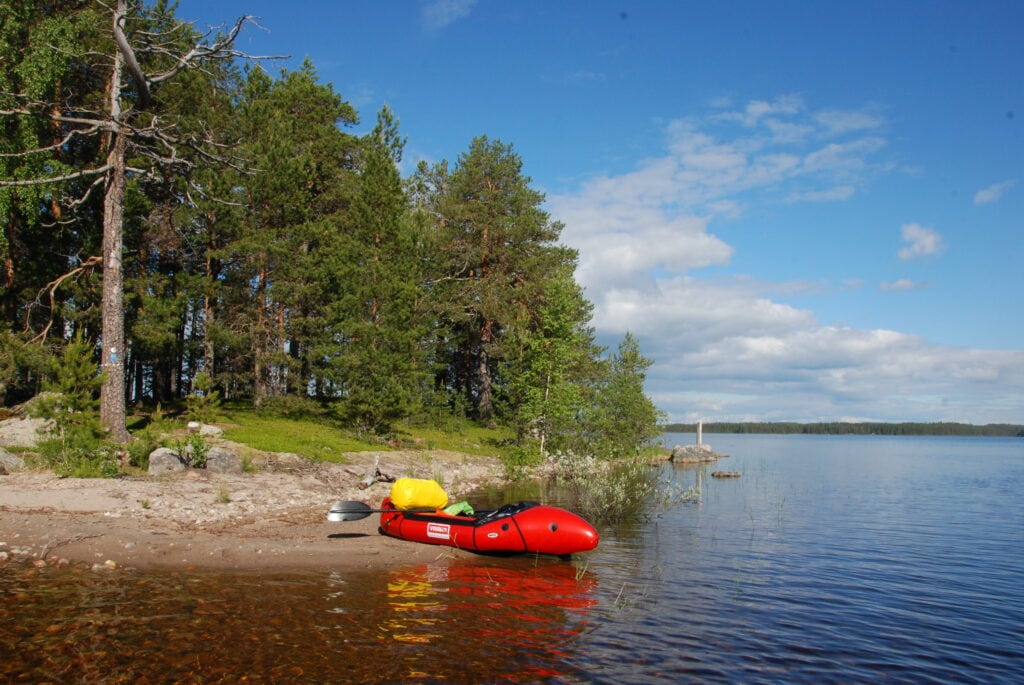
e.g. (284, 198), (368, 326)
(170, 433), (209, 468)
(551, 454), (698, 524)
(35, 437), (119, 478)
(501, 443), (543, 481)
(186, 371), (222, 423)
(29, 336), (115, 477)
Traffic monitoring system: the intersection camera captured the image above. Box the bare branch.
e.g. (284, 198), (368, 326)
(1, 101), (114, 133)
(0, 166), (112, 188)
(0, 126), (103, 158)
(27, 255), (102, 345)
(62, 176), (106, 210)
(112, 3), (151, 108)
(148, 15), (252, 86)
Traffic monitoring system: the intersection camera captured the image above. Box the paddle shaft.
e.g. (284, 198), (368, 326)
(327, 500), (436, 521)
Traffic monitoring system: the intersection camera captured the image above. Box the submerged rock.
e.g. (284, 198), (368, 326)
(711, 470), (741, 478)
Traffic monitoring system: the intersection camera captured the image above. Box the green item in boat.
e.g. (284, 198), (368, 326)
(443, 500), (475, 516)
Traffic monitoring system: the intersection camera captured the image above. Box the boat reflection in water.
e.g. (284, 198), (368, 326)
(2, 556), (598, 683)
(374, 559), (598, 682)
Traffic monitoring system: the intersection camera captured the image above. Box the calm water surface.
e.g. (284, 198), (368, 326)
(2, 434), (1022, 683)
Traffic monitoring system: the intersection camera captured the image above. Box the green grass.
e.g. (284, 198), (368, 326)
(391, 421), (514, 456)
(219, 412), (379, 463)
(168, 405), (514, 465)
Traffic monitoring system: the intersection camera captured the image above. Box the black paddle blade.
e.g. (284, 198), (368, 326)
(327, 500), (373, 522)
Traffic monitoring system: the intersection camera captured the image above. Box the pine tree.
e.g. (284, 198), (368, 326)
(421, 136), (568, 422)
(226, 61), (358, 406)
(320, 106), (429, 431)
(1, 0), (263, 438)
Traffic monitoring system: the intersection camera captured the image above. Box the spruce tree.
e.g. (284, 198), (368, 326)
(588, 333), (665, 458)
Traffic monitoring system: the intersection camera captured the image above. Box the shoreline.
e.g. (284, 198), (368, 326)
(0, 447), (506, 573)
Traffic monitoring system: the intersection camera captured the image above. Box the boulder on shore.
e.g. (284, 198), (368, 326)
(148, 447), (186, 475)
(668, 443), (726, 463)
(0, 416), (52, 448)
(187, 421), (224, 438)
(0, 447), (25, 473)
(205, 446), (242, 474)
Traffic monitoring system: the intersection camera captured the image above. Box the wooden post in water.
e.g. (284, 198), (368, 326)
(697, 420), (703, 445)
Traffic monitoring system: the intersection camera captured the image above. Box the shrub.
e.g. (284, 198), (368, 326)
(171, 433), (209, 468)
(550, 453), (698, 524)
(29, 336), (115, 477)
(186, 371), (221, 423)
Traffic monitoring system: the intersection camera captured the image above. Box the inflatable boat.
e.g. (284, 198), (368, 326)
(377, 497), (599, 557)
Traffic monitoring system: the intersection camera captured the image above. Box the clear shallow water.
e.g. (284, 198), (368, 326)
(579, 434), (1024, 683)
(2, 434), (1022, 683)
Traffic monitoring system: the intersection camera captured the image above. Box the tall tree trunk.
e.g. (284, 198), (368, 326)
(203, 255), (216, 376)
(476, 319), (494, 421)
(253, 265), (268, 407)
(99, 23), (130, 442)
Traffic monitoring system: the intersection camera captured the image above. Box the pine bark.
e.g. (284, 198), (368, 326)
(98, 24), (130, 442)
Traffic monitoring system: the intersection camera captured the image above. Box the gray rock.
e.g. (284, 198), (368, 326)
(669, 443), (723, 463)
(0, 447), (25, 473)
(205, 446), (241, 474)
(187, 421), (223, 438)
(148, 447), (186, 475)
(0, 416), (52, 448)
(199, 424), (224, 438)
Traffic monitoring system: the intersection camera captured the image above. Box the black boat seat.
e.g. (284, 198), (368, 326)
(473, 500), (540, 525)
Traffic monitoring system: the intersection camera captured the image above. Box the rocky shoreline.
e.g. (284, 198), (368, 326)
(0, 417), (719, 574)
(0, 416), (509, 573)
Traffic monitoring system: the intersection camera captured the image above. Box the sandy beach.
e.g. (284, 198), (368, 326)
(0, 445), (507, 572)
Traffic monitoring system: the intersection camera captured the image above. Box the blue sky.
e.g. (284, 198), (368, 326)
(175, 0), (1023, 424)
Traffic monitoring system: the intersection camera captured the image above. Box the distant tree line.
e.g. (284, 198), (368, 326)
(662, 422), (1024, 437)
(0, 1), (662, 461)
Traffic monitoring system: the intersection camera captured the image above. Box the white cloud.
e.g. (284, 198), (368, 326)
(973, 179), (1017, 204)
(898, 223), (946, 260)
(421, 0), (477, 31)
(787, 185), (855, 203)
(646, 323), (1024, 423)
(812, 109), (885, 136)
(879, 278), (928, 291)
(548, 97), (1024, 423)
(552, 192), (733, 290)
(713, 94), (804, 128)
(552, 97), (892, 298)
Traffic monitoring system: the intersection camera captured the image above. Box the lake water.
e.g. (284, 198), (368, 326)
(2, 434), (1023, 683)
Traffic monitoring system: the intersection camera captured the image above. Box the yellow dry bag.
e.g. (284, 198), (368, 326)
(390, 478), (448, 510)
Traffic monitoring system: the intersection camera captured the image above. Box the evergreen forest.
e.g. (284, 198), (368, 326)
(0, 1), (663, 465)
(663, 422), (1024, 437)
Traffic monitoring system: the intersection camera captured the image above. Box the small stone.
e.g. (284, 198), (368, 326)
(104, 559), (118, 569)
